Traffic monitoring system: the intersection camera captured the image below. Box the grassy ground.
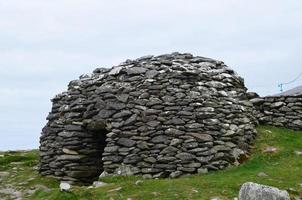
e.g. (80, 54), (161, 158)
(0, 126), (302, 200)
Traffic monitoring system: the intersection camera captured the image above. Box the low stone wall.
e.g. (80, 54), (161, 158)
(249, 93), (302, 130)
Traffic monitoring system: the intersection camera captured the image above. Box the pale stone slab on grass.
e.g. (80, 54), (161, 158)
(60, 182), (71, 192)
(239, 182), (290, 200)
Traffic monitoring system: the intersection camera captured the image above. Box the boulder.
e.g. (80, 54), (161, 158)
(238, 182), (290, 200)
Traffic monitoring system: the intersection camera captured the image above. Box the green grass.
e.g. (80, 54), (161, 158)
(1, 126), (302, 200)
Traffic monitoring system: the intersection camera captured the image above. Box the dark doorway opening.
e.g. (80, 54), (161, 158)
(81, 128), (108, 185)
(94, 128), (108, 173)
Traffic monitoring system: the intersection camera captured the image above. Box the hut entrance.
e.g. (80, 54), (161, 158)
(84, 121), (108, 184)
(94, 128), (108, 173)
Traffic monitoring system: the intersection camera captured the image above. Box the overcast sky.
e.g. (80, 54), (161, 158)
(1, 0), (302, 150)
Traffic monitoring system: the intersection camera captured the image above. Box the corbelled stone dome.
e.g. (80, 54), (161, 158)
(39, 52), (257, 185)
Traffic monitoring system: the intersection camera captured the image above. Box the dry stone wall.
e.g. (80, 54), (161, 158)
(249, 93), (302, 130)
(39, 53), (258, 185)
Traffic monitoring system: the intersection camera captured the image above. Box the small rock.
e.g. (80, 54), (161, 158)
(32, 165), (39, 170)
(264, 130), (272, 134)
(211, 197), (221, 200)
(0, 154), (4, 158)
(191, 188), (199, 193)
(257, 172), (269, 177)
(142, 174), (152, 179)
(270, 102), (285, 108)
(62, 148), (79, 155)
(295, 150), (302, 156)
(0, 188), (22, 199)
(169, 171), (183, 178)
(263, 146), (278, 153)
(197, 168), (208, 174)
(239, 182), (290, 200)
(60, 182), (71, 192)
(0, 171), (9, 177)
(117, 138), (136, 147)
(99, 171), (110, 178)
(135, 180), (143, 185)
(126, 67), (147, 75)
(151, 191), (160, 196)
(93, 181), (108, 188)
(109, 66), (123, 75)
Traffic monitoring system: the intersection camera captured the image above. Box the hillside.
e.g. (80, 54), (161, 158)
(275, 85), (302, 96)
(0, 126), (302, 200)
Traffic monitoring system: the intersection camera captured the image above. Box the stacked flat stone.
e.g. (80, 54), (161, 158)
(39, 52), (257, 185)
(249, 93), (302, 130)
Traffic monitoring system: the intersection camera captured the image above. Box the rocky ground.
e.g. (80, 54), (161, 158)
(0, 150), (53, 200)
(0, 126), (302, 200)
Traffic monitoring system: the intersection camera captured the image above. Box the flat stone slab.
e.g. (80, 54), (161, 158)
(0, 171), (10, 177)
(239, 182), (290, 200)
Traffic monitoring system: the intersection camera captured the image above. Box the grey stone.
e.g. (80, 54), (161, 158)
(60, 182), (71, 192)
(189, 133), (213, 142)
(165, 128), (184, 136)
(169, 171), (183, 178)
(104, 146), (119, 153)
(109, 66), (123, 75)
(270, 102), (285, 108)
(93, 181), (108, 188)
(107, 102), (126, 110)
(124, 114), (137, 125)
(147, 121), (161, 127)
(161, 146), (178, 154)
(112, 110), (132, 118)
(257, 172), (269, 177)
(117, 138), (136, 147)
(197, 168), (208, 174)
(0, 171), (9, 177)
(62, 148), (78, 155)
(170, 138), (182, 146)
(176, 152), (196, 161)
(151, 135), (169, 144)
(126, 67), (147, 75)
(57, 155), (85, 161)
(238, 182), (290, 200)
(115, 165), (136, 176)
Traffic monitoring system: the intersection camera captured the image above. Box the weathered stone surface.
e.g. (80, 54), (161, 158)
(60, 182), (71, 192)
(117, 138), (136, 147)
(39, 52), (258, 185)
(189, 133), (213, 142)
(0, 171), (10, 177)
(126, 67), (147, 75)
(62, 148), (79, 155)
(151, 135), (169, 144)
(238, 182), (290, 200)
(176, 152), (196, 161)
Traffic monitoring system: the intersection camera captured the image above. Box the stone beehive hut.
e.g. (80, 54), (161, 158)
(39, 53), (257, 185)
